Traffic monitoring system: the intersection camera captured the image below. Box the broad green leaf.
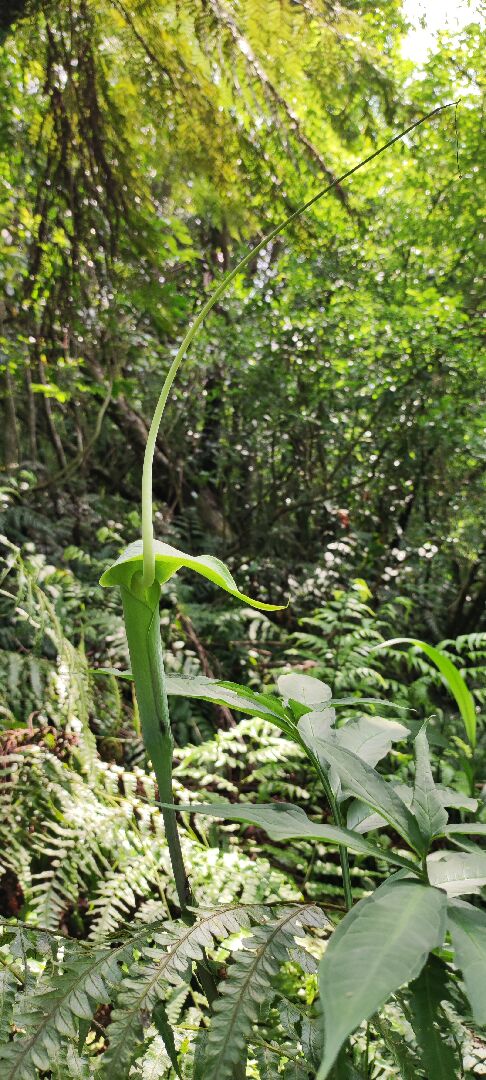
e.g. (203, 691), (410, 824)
(332, 715), (408, 766)
(90, 669), (414, 719)
(347, 801), (390, 834)
(347, 782), (477, 834)
(296, 738), (425, 854)
(317, 880), (447, 1078)
(277, 673), (332, 709)
(407, 955), (460, 1080)
(90, 670), (293, 729)
(448, 899), (486, 1024)
(100, 539), (284, 610)
(441, 823), (486, 838)
(374, 638), (477, 747)
(411, 726), (448, 846)
(326, 697), (413, 711)
(426, 851), (486, 896)
(216, 681), (291, 723)
(448, 834), (485, 855)
(299, 713), (408, 805)
(166, 675), (291, 727)
(297, 709), (336, 750)
(164, 801), (420, 873)
(434, 786), (478, 812)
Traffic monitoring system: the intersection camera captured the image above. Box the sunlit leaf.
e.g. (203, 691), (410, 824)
(347, 782), (477, 834)
(426, 851), (486, 896)
(277, 672), (332, 709)
(295, 738), (425, 854)
(339, 715), (407, 760)
(411, 726), (448, 846)
(162, 801), (420, 872)
(441, 823), (486, 837)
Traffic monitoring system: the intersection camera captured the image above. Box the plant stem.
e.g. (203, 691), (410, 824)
(333, 801), (353, 913)
(364, 1020), (370, 1077)
(314, 759), (353, 911)
(121, 581), (221, 1011)
(121, 580), (192, 915)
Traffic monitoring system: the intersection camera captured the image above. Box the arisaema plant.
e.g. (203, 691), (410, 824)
(95, 102), (485, 1077)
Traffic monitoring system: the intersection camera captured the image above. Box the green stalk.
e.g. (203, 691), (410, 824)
(140, 100), (458, 588)
(314, 758), (353, 911)
(332, 804), (353, 913)
(121, 578), (192, 915)
(121, 579), (224, 1006)
(295, 729), (353, 909)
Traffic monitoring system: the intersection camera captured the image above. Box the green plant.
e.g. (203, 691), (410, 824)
(164, 671), (485, 1077)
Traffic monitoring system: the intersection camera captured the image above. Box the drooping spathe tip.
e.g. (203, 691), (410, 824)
(100, 538), (287, 611)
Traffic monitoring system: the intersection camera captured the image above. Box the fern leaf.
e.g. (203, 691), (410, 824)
(0, 942), (131, 1079)
(102, 905), (264, 1078)
(0, 966), (18, 1043)
(254, 1044), (284, 1078)
(89, 853), (160, 942)
(201, 904), (327, 1080)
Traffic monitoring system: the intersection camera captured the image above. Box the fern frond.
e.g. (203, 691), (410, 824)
(253, 1043), (284, 1078)
(46, 1044), (92, 1079)
(102, 904), (266, 1078)
(0, 967), (18, 1043)
(0, 942), (129, 1079)
(201, 904), (327, 1079)
(88, 850), (164, 942)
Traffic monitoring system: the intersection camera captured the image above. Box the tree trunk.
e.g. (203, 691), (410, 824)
(2, 365), (19, 468)
(25, 359), (38, 463)
(36, 352), (67, 470)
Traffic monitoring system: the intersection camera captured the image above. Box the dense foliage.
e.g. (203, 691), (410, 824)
(0, 1), (485, 1077)
(1, 0), (485, 633)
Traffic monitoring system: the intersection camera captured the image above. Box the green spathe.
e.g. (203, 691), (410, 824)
(100, 538), (284, 611)
(119, 580), (192, 913)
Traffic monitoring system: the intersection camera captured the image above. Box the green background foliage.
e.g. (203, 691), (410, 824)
(0, 0), (485, 1076)
(1, 0), (484, 638)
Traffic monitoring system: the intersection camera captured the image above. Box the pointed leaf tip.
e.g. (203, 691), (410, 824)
(374, 637), (476, 747)
(100, 538), (286, 610)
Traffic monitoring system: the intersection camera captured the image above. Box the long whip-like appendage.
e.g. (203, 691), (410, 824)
(141, 100), (459, 586)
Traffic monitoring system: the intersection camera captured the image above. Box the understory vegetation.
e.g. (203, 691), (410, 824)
(0, 1), (485, 1077)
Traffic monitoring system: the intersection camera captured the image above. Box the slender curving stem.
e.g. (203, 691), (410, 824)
(314, 759), (353, 911)
(140, 101), (458, 588)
